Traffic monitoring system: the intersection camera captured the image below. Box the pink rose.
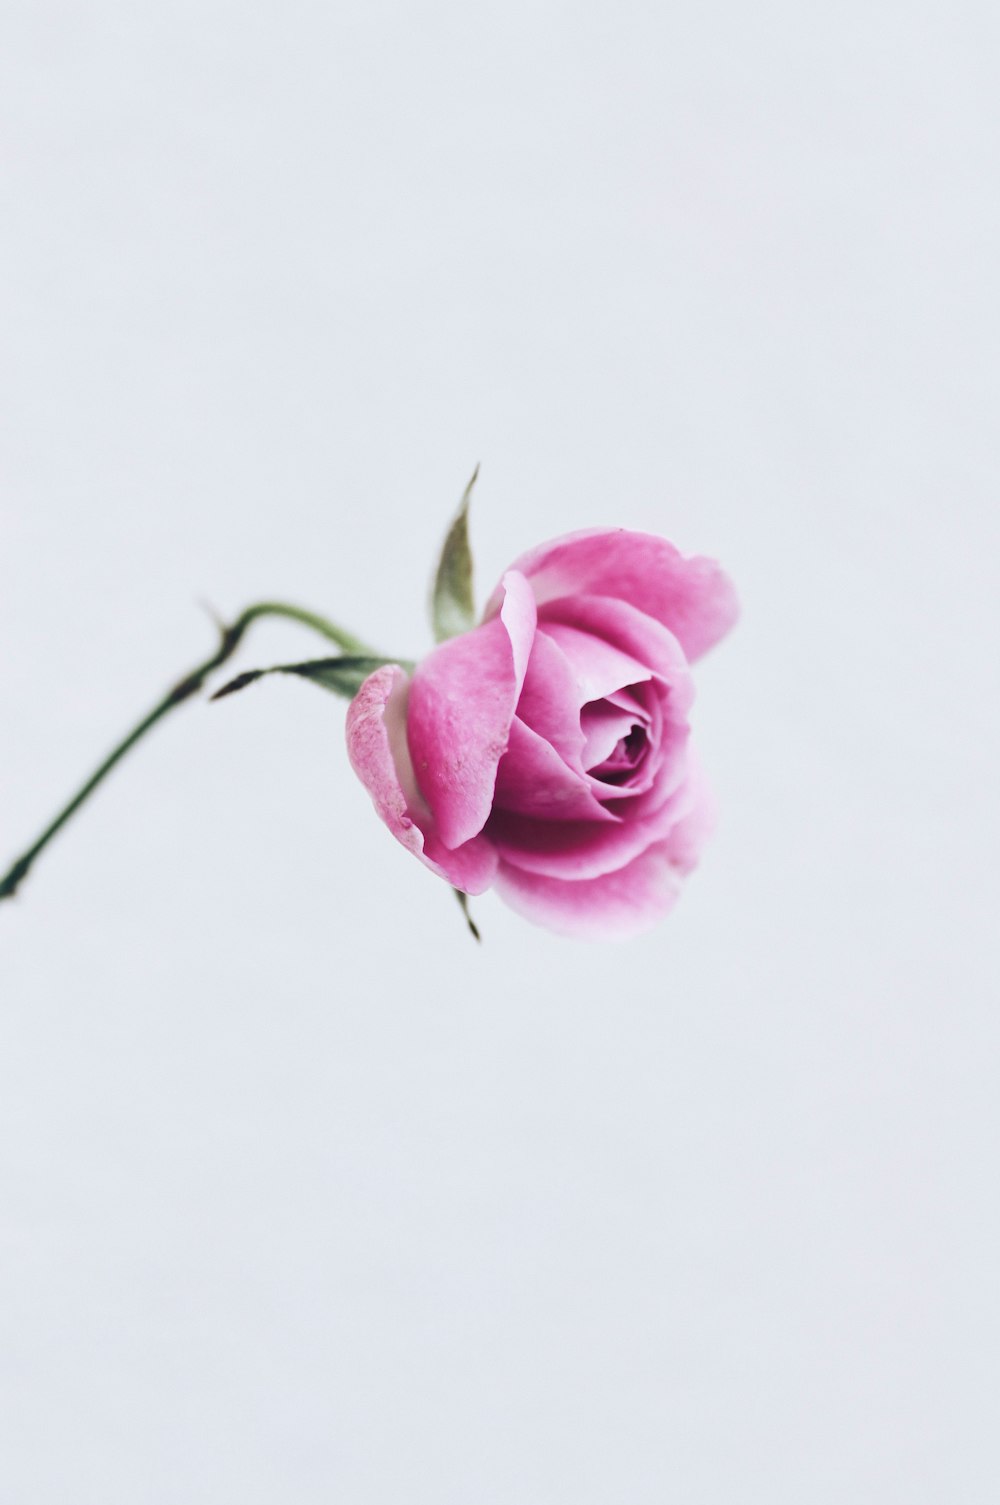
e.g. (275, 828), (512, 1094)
(346, 529), (737, 937)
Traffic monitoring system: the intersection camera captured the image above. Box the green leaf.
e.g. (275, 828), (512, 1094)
(431, 466), (479, 643)
(453, 888), (482, 942)
(210, 655), (412, 703)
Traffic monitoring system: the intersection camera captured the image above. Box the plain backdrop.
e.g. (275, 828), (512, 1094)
(1, 1), (998, 1501)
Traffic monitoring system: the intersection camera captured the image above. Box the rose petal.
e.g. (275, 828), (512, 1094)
(580, 700), (645, 770)
(346, 665), (499, 893)
(537, 622), (651, 702)
(541, 593), (686, 673)
(492, 765), (716, 937)
(407, 570), (537, 848)
(493, 841), (684, 939)
(514, 629), (588, 769)
(484, 530), (738, 662)
(658, 755), (715, 873)
(540, 594), (695, 715)
(487, 775), (698, 880)
(579, 681), (684, 803)
(492, 716), (618, 823)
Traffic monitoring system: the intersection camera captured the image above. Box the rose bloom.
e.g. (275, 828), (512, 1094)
(346, 530), (737, 937)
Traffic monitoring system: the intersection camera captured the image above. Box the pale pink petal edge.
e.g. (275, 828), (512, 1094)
(483, 529), (738, 662)
(406, 570), (537, 849)
(346, 664), (498, 895)
(492, 763), (716, 938)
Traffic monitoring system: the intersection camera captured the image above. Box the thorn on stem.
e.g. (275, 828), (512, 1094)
(196, 598), (227, 636)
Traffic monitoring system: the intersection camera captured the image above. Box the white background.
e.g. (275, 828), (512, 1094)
(2, 1), (998, 1500)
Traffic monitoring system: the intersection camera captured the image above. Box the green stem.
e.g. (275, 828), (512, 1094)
(0, 600), (372, 904)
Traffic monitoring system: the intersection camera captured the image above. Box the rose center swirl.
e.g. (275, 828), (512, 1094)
(580, 694), (653, 788)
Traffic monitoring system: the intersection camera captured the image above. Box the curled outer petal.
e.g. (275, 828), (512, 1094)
(346, 664), (498, 894)
(483, 529), (738, 662)
(407, 570), (536, 848)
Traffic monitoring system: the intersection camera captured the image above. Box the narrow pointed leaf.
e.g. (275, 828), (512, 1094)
(431, 466), (479, 643)
(210, 669), (268, 700)
(211, 655), (411, 703)
(284, 657), (412, 696)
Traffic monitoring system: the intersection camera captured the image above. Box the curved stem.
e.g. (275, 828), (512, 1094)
(0, 600), (372, 903)
(226, 601), (371, 656)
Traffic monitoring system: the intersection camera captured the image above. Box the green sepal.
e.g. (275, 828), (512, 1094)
(431, 466), (479, 643)
(453, 888), (482, 942)
(210, 655), (412, 702)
